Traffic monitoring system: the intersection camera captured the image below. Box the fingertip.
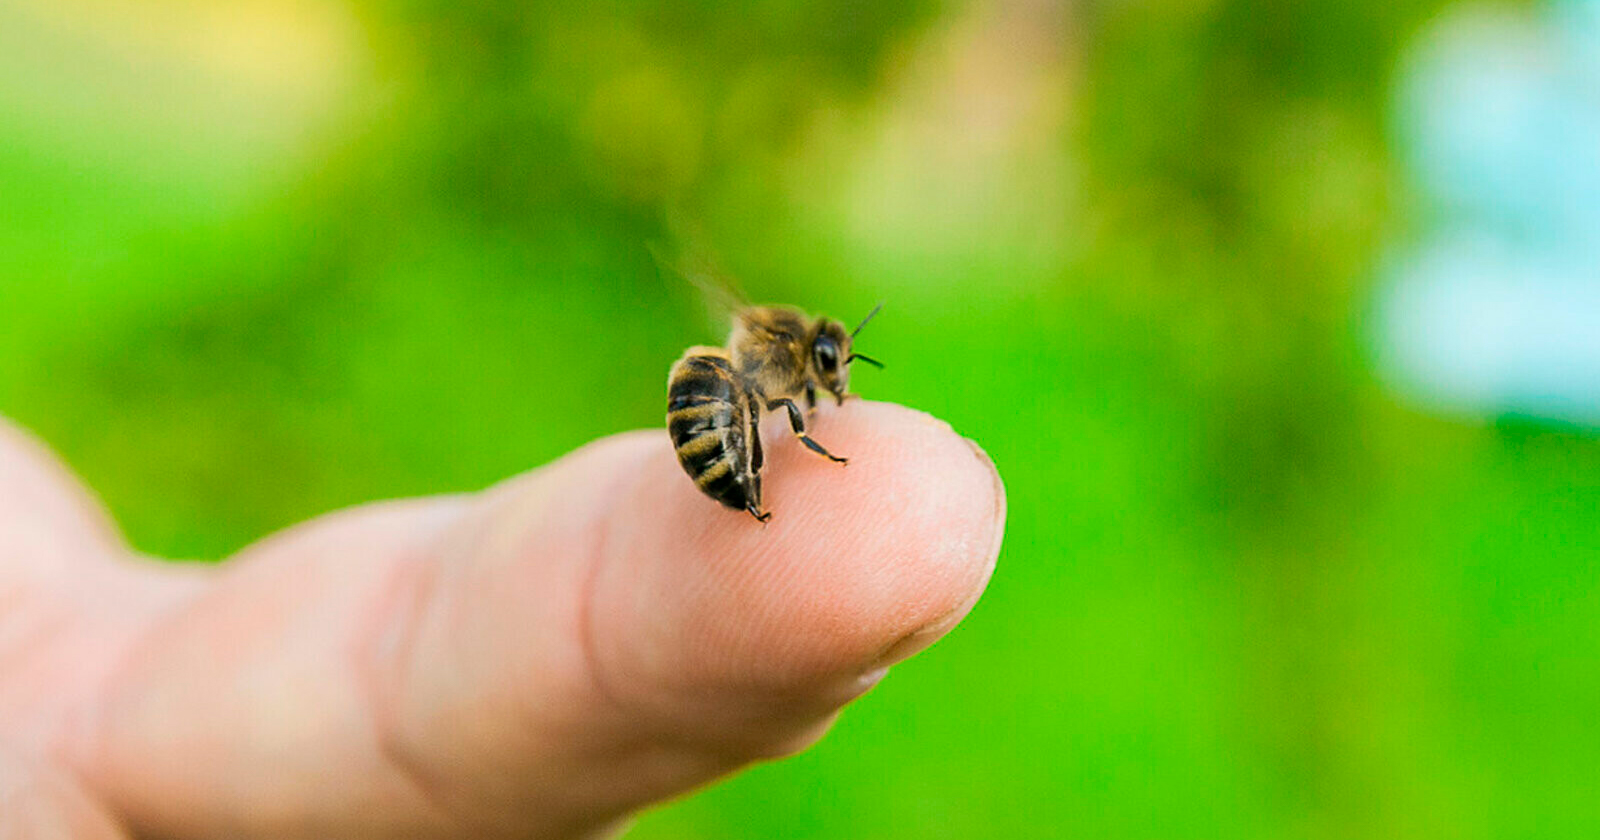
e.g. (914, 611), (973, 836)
(352, 406), (1004, 819)
(757, 401), (1004, 670)
(591, 400), (1003, 720)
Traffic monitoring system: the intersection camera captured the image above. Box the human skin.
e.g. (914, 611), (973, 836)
(0, 401), (1003, 838)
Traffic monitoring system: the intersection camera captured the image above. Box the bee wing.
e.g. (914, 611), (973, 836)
(648, 239), (752, 338)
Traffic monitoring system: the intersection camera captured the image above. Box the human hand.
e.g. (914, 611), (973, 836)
(0, 402), (1002, 838)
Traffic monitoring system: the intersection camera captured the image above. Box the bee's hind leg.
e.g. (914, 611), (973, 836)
(767, 398), (848, 465)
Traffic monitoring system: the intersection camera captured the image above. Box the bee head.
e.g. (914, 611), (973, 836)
(808, 319), (850, 397)
(809, 303), (883, 402)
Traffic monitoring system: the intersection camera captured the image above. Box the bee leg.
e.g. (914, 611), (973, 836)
(804, 383), (818, 415)
(742, 398), (771, 522)
(767, 398), (848, 465)
(748, 409), (761, 470)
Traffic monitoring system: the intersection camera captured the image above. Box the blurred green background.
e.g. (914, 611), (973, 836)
(4, 0), (1598, 836)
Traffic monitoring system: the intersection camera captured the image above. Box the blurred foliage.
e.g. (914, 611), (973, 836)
(2, 0), (1597, 837)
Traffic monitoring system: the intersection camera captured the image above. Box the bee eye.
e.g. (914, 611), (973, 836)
(814, 340), (839, 371)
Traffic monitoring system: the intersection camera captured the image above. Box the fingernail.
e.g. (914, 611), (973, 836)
(858, 666), (889, 688)
(870, 615), (954, 670)
(963, 436), (1005, 521)
(964, 437), (1007, 565)
(864, 437), (1005, 673)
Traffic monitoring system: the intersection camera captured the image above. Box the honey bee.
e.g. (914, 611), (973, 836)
(667, 303), (883, 521)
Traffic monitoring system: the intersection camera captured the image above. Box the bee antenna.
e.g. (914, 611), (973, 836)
(850, 301), (884, 338)
(847, 353), (884, 369)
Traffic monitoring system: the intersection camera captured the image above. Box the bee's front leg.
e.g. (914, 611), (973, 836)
(804, 383), (818, 416)
(767, 398), (848, 464)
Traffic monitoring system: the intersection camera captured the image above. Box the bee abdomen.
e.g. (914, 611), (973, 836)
(667, 392), (724, 411)
(668, 354), (737, 397)
(667, 401), (736, 442)
(667, 352), (758, 514)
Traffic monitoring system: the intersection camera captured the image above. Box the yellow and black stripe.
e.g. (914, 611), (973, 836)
(667, 351), (767, 520)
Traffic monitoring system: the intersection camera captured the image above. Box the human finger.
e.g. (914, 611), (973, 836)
(84, 401), (1003, 838)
